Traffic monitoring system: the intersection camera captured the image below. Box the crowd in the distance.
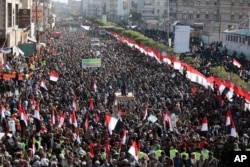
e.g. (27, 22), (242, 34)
(0, 21), (249, 167)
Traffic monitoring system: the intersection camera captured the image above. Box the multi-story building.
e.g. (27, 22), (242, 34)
(0, 0), (55, 49)
(0, 0), (23, 48)
(78, 0), (250, 43)
(68, 0), (81, 15)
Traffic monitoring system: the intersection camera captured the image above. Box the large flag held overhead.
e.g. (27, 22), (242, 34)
(201, 116), (208, 131)
(163, 109), (173, 131)
(233, 59), (242, 68)
(230, 118), (237, 137)
(58, 112), (65, 128)
(106, 114), (118, 134)
(128, 141), (139, 161)
(40, 78), (48, 91)
(19, 105), (28, 127)
(49, 71), (59, 82)
(105, 114), (123, 134)
(121, 128), (127, 145)
(34, 103), (41, 132)
(69, 108), (78, 128)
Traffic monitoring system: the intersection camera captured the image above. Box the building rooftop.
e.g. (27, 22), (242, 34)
(224, 29), (250, 36)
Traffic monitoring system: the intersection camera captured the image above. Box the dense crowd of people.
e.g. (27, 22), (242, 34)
(0, 21), (249, 167)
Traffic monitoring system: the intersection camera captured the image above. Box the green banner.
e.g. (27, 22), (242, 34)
(18, 43), (36, 56)
(82, 58), (101, 68)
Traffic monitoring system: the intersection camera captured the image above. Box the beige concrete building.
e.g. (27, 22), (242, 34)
(134, 0), (250, 43)
(0, 0), (23, 48)
(0, 0), (55, 48)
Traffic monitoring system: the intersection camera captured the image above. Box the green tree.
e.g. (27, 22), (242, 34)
(129, 12), (142, 22)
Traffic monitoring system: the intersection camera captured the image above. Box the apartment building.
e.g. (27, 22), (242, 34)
(0, 0), (54, 49)
(0, 0), (23, 48)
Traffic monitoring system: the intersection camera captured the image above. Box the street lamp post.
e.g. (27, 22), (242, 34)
(167, 0), (170, 47)
(36, 0), (39, 43)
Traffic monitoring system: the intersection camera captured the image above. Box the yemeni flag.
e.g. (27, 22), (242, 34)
(34, 103), (41, 133)
(49, 71), (59, 82)
(117, 104), (122, 121)
(121, 128), (127, 145)
(51, 108), (55, 125)
(40, 78), (48, 91)
(226, 109), (232, 126)
(163, 109), (173, 131)
(104, 140), (110, 155)
(84, 114), (89, 131)
(230, 118), (237, 138)
(19, 105), (28, 127)
(0, 104), (6, 132)
(0, 104), (6, 121)
(89, 143), (95, 157)
(128, 141), (139, 161)
(91, 79), (97, 92)
(233, 58), (242, 68)
(89, 98), (94, 110)
(94, 111), (99, 123)
(142, 105), (148, 120)
(105, 114), (123, 134)
(72, 96), (77, 110)
(69, 108), (78, 128)
(58, 111), (65, 128)
(31, 96), (36, 110)
(32, 137), (35, 155)
(76, 127), (81, 144)
(201, 116), (208, 131)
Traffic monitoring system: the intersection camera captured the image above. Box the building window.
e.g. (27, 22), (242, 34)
(214, 2), (217, 5)
(248, 36), (250, 45)
(206, 0), (209, 5)
(239, 0), (243, 6)
(231, 15), (235, 20)
(239, 15), (243, 19)
(234, 36), (238, 42)
(213, 14), (218, 20)
(197, 1), (200, 5)
(205, 11), (209, 19)
(189, 14), (193, 19)
(157, 1), (160, 6)
(182, 14), (187, 19)
(231, 1), (234, 6)
(183, 0), (188, 5)
(15, 4), (18, 25)
(243, 37), (246, 44)
(196, 14), (200, 18)
(8, 3), (12, 27)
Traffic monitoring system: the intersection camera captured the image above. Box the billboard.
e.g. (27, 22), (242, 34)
(32, 6), (43, 23)
(19, 9), (31, 28)
(174, 26), (190, 53)
(82, 58), (101, 68)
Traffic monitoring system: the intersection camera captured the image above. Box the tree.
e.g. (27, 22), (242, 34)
(129, 12), (142, 22)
